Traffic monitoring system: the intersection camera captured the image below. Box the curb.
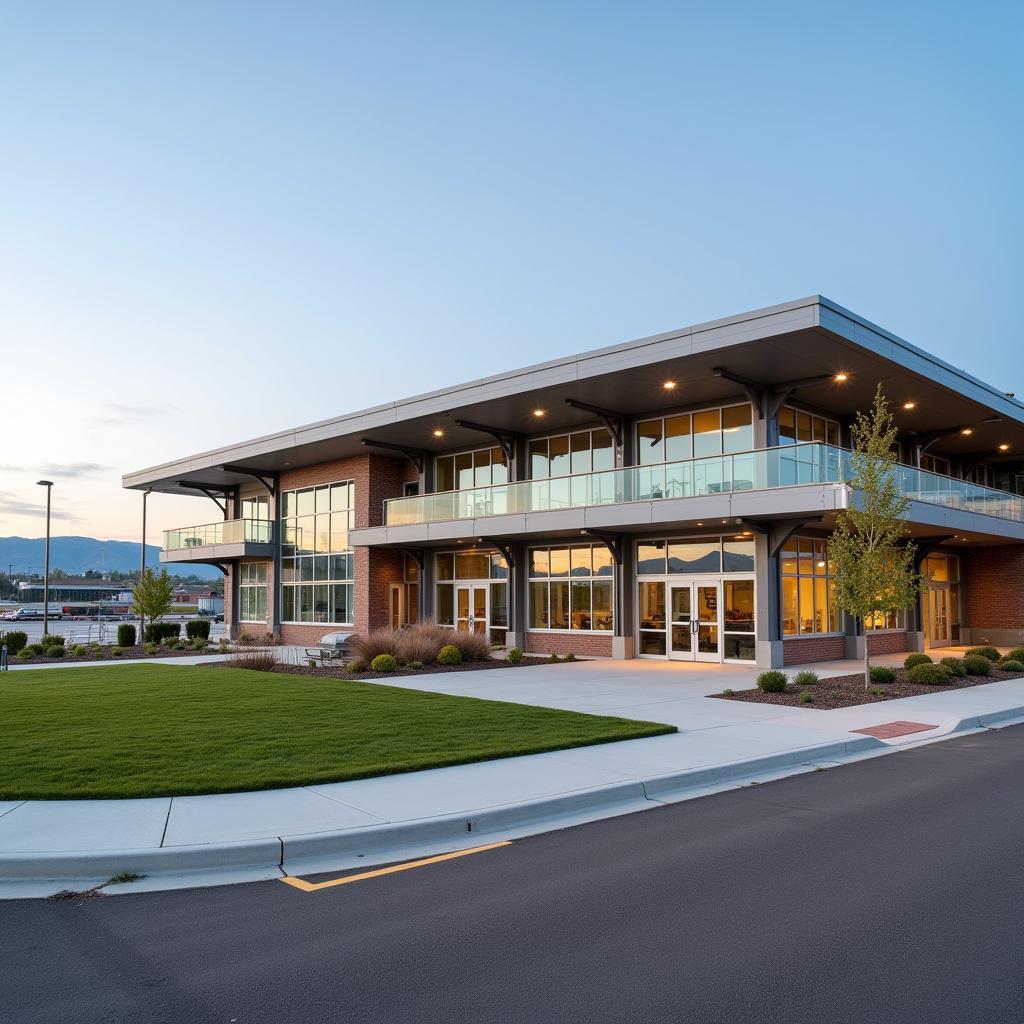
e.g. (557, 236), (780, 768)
(948, 704), (1024, 735)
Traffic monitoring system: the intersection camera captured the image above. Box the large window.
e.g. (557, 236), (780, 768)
(778, 407), (841, 447)
(435, 447), (508, 492)
(780, 537), (840, 636)
(637, 404), (753, 465)
(239, 562), (268, 622)
(241, 495), (270, 520)
(280, 480), (354, 624)
(636, 536), (756, 575)
(528, 544), (613, 631)
(529, 428), (614, 479)
(920, 454), (952, 477)
(435, 550), (508, 643)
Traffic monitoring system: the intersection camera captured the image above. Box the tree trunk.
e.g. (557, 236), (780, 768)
(863, 616), (871, 691)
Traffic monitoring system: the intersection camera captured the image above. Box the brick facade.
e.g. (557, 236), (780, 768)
(866, 630), (908, 656)
(277, 454), (412, 645)
(962, 545), (1024, 635)
(783, 635), (845, 665)
(525, 632), (614, 658)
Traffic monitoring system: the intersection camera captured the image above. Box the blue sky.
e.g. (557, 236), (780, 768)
(1, 1), (1021, 543)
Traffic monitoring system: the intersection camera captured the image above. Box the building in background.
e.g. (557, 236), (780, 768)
(124, 296), (1024, 667)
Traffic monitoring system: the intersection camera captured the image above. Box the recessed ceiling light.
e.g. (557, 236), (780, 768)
(999, 443), (1010, 451)
(741, 530), (752, 536)
(696, 522), (704, 527)
(903, 401), (916, 410)
(834, 372), (849, 383)
(817, 560), (827, 568)
(961, 428), (974, 436)
(532, 408), (546, 418)
(432, 428), (444, 438)
(662, 380), (677, 391)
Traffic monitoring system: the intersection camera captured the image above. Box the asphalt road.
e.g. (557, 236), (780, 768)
(6, 726), (1024, 1024)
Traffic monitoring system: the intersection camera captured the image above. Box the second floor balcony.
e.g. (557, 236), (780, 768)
(382, 443), (1024, 529)
(161, 518), (275, 563)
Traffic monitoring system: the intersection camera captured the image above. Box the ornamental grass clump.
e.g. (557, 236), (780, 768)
(962, 655), (991, 676)
(756, 670), (788, 693)
(793, 670), (819, 686)
(907, 662), (953, 686)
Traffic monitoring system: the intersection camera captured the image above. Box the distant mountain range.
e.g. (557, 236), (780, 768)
(0, 536), (222, 580)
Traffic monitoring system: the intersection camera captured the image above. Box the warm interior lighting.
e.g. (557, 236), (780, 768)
(961, 428), (974, 436)
(817, 560), (827, 568)
(999, 443), (1010, 451)
(532, 408), (546, 418)
(662, 380), (677, 391)
(834, 372), (849, 383)
(903, 401), (916, 410)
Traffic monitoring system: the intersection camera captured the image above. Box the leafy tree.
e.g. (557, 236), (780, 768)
(132, 568), (175, 636)
(829, 385), (923, 689)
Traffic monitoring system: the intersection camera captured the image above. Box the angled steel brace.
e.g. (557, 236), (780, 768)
(177, 481), (228, 516)
(400, 548), (425, 572)
(480, 537), (516, 570)
(712, 368), (765, 420)
(563, 399), (626, 449)
(453, 420), (517, 463)
(360, 439), (427, 474)
(768, 517), (823, 559)
(219, 464), (278, 496)
(581, 529), (622, 566)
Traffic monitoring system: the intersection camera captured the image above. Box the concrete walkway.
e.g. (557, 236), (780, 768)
(2, 649), (1023, 898)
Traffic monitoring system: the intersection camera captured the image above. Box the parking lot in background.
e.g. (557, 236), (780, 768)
(0, 618), (227, 644)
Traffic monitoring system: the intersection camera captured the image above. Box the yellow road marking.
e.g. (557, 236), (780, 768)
(279, 841), (512, 892)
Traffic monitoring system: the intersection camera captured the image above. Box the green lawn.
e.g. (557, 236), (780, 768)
(0, 665), (675, 799)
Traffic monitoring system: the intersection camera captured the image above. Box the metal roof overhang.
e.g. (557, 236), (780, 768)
(123, 296), (1024, 496)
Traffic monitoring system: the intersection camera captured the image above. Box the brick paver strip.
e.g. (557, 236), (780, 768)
(851, 721), (939, 739)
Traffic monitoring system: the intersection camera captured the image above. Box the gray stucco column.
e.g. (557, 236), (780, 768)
(613, 535), (635, 659)
(420, 551), (435, 624)
(271, 482), (282, 638)
(506, 541), (527, 650)
(755, 533), (783, 668)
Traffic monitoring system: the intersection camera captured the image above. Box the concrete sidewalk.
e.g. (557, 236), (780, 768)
(3, 653), (1023, 898)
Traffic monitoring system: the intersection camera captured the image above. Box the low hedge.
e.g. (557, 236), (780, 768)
(904, 653), (932, 669)
(117, 624), (136, 647)
(144, 622), (181, 644)
(0, 630), (28, 655)
(186, 620), (211, 641)
(907, 662), (953, 685)
(965, 646), (1000, 662)
(940, 657), (967, 678)
(963, 655), (991, 676)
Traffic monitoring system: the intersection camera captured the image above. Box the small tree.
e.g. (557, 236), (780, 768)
(830, 386), (923, 689)
(132, 568), (175, 641)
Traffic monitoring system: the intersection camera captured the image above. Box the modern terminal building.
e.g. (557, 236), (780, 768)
(124, 296), (1024, 668)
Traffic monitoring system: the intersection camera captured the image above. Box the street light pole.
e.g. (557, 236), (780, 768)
(140, 489), (151, 644)
(37, 480), (53, 637)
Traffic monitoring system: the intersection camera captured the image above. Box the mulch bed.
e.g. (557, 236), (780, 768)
(12, 644), (218, 665)
(714, 665), (1024, 710)
(219, 656), (558, 680)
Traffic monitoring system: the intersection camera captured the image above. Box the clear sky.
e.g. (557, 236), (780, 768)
(2, 1), (1021, 548)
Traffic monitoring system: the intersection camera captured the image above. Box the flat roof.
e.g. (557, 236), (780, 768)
(124, 295), (1024, 495)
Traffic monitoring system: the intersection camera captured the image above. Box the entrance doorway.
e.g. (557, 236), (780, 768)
(922, 552), (960, 648)
(455, 584), (488, 634)
(668, 581), (721, 661)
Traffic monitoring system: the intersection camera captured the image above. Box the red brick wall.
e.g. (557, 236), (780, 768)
(783, 635), (845, 665)
(278, 454), (411, 644)
(525, 632), (614, 658)
(963, 545), (1024, 630)
(866, 631), (908, 656)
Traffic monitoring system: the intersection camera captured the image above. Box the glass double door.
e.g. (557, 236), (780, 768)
(455, 584), (488, 634)
(668, 580), (721, 661)
(927, 587), (950, 646)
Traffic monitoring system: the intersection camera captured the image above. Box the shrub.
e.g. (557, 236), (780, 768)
(42, 634), (65, 648)
(117, 624), (137, 647)
(0, 630), (28, 655)
(869, 666), (896, 685)
(443, 628), (493, 663)
(757, 670), (788, 693)
(370, 653), (398, 672)
(965, 646), (1000, 662)
(347, 659), (367, 673)
(406, 660), (424, 670)
(218, 638), (229, 652)
(549, 653), (561, 663)
(722, 688), (734, 697)
(1004, 647), (1024, 663)
(437, 644), (462, 666)
(940, 657), (967, 678)
(904, 653), (932, 669)
(143, 642), (158, 655)
(800, 691), (814, 704)
(793, 670), (819, 686)
(16, 649), (32, 660)
(997, 659), (1024, 672)
(350, 627), (405, 664)
(24, 643), (45, 656)
(72, 644), (86, 657)
(508, 646), (523, 665)
(186, 620), (211, 641)
(564, 652), (577, 662)
(907, 662), (953, 685)
(190, 637), (207, 651)
(111, 646), (124, 657)
(396, 625), (450, 665)
(870, 688), (885, 696)
(963, 655), (991, 676)
(47, 647), (65, 659)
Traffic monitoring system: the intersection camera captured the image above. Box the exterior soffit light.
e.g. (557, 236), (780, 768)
(432, 429), (444, 438)
(662, 380), (677, 391)
(532, 408), (546, 418)
(834, 372), (849, 383)
(999, 443), (1010, 451)
(903, 401), (916, 410)
(961, 428), (974, 436)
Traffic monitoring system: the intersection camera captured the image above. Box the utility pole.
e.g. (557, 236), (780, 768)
(37, 480), (53, 636)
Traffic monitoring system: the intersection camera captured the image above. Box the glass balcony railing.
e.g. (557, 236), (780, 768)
(383, 443), (1024, 527)
(163, 518), (274, 551)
